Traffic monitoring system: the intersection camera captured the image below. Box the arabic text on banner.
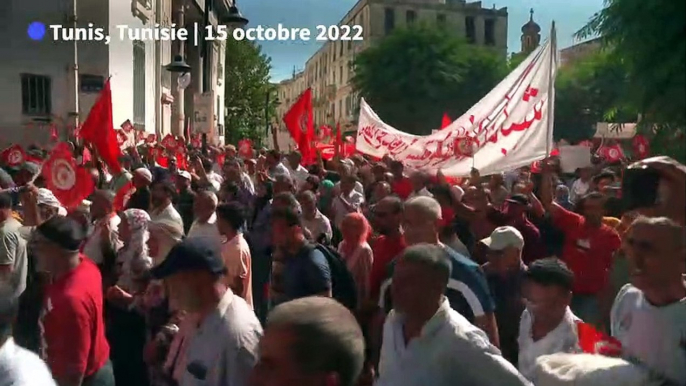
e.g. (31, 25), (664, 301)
(355, 24), (558, 177)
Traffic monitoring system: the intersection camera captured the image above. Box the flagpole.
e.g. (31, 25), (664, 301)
(546, 21), (557, 157)
(70, 0), (80, 144)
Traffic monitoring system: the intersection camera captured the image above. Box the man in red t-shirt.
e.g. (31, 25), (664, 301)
(389, 161), (413, 200)
(369, 196), (406, 304)
(34, 216), (113, 386)
(540, 169), (621, 327)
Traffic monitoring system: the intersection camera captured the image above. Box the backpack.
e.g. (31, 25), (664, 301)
(308, 243), (358, 311)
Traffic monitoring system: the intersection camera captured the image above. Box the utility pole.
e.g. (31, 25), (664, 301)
(70, 0), (80, 140)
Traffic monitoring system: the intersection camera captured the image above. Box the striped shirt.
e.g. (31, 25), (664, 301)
(379, 244), (495, 323)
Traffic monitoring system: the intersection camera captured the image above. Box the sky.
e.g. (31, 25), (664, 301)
(239, 0), (605, 82)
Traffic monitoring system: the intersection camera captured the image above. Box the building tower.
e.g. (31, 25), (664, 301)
(521, 8), (541, 53)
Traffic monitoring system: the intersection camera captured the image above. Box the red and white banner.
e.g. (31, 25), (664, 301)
(356, 25), (558, 176)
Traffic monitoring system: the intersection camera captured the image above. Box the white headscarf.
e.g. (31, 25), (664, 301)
(37, 188), (67, 215)
(117, 209), (153, 290)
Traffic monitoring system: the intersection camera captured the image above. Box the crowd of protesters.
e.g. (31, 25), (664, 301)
(0, 141), (684, 386)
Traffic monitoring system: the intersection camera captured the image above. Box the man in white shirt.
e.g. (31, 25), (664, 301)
(332, 176), (364, 229)
(611, 216), (686, 385)
(407, 171), (433, 199)
(82, 190), (122, 266)
(569, 167), (592, 203)
(266, 150), (290, 179)
(0, 193), (27, 298)
(285, 151), (310, 189)
(377, 244), (531, 386)
(518, 258), (581, 381)
(297, 190), (333, 244)
(151, 238), (262, 386)
(187, 191), (222, 248)
(150, 180), (185, 232)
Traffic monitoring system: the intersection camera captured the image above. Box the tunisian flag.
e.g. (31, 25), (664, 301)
(283, 88), (314, 163)
(41, 142), (94, 209)
(79, 79), (122, 172)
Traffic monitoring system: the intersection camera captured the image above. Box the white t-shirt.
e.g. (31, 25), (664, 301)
(0, 338), (57, 386)
(301, 210), (333, 243)
(518, 307), (581, 381)
(187, 213), (223, 252)
(570, 179), (590, 203)
(286, 164), (310, 188)
(611, 284), (686, 384)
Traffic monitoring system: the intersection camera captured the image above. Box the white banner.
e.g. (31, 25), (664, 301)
(356, 24), (558, 176)
(559, 145), (592, 173)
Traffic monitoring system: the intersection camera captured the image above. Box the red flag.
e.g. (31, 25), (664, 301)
(78, 79), (122, 172)
(176, 152), (188, 170)
(216, 153), (226, 167)
(632, 135), (650, 159)
(441, 113), (451, 130)
(283, 88), (314, 163)
(576, 321), (622, 357)
(315, 143), (336, 160)
(238, 139), (254, 159)
(318, 125), (333, 143)
(41, 143), (94, 209)
(1, 145), (26, 167)
(116, 130), (128, 147)
(113, 180), (136, 211)
(161, 134), (178, 150)
(599, 143), (625, 163)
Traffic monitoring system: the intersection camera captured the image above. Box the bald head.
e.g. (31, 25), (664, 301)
(404, 196), (442, 222)
(194, 190), (218, 221)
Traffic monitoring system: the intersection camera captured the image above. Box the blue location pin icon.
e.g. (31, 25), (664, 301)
(28, 22), (47, 41)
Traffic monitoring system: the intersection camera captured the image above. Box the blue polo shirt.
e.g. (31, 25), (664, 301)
(379, 244), (495, 322)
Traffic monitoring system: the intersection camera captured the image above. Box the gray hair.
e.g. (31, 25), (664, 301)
(400, 243), (453, 285)
(267, 297), (365, 386)
(631, 216), (686, 251)
(404, 196), (442, 221)
(297, 189), (317, 203)
(198, 190), (218, 207)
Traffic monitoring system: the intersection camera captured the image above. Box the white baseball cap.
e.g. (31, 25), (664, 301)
(480, 226), (524, 251)
(177, 170), (191, 180)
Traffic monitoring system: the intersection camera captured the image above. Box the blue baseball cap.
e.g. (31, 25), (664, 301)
(150, 238), (226, 279)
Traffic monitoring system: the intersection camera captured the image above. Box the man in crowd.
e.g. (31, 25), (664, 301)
(269, 206), (331, 306)
(611, 216), (686, 385)
(297, 190), (333, 245)
(150, 179), (184, 232)
(379, 196), (500, 346)
(151, 238), (262, 386)
(35, 216), (114, 386)
(217, 202), (254, 308)
(127, 168), (152, 211)
(265, 150), (290, 179)
(175, 170), (196, 235)
(0, 192), (27, 298)
(249, 297), (365, 386)
(376, 244), (530, 386)
(540, 168), (621, 327)
(518, 258), (580, 381)
(187, 190), (221, 246)
(481, 226), (528, 366)
(285, 151), (310, 189)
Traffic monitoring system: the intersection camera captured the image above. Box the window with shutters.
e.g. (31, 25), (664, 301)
(384, 8), (395, 35)
(465, 16), (476, 43)
(485, 19), (496, 46)
(133, 40), (146, 126)
(406, 10), (416, 24)
(21, 74), (52, 116)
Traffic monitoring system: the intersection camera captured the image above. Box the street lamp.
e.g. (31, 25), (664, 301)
(164, 55), (191, 74)
(220, 0), (249, 29)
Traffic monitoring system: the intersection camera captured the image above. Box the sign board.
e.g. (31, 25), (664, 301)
(559, 145), (592, 173)
(594, 122), (637, 139)
(193, 92), (214, 134)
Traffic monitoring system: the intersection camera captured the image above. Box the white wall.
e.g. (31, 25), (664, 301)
(108, 0), (157, 132)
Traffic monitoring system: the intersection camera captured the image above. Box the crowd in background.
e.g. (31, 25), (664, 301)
(0, 141), (684, 386)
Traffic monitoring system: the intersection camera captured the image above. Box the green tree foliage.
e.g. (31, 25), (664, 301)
(576, 0), (685, 160)
(224, 39), (276, 145)
(554, 49), (635, 143)
(351, 24), (507, 135)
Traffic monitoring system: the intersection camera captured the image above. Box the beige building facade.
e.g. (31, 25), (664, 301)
(273, 0), (508, 148)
